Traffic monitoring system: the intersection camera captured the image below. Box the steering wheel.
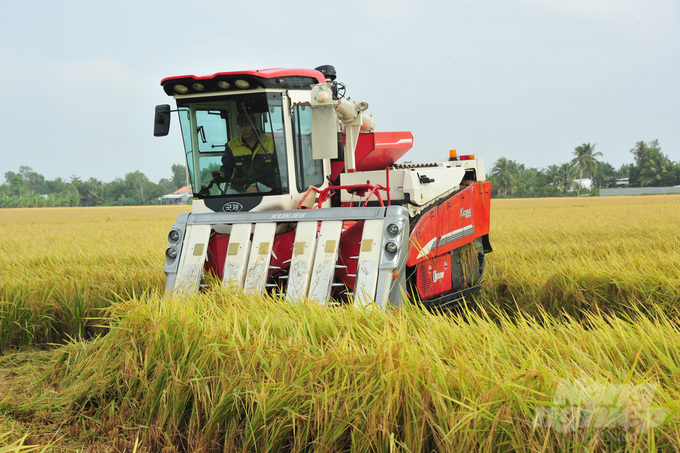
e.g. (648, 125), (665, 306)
(199, 178), (226, 197)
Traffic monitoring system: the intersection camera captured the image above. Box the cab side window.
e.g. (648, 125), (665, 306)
(292, 105), (324, 192)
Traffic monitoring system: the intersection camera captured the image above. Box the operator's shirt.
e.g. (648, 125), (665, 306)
(220, 134), (279, 190)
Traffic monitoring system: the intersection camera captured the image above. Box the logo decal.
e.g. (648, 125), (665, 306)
(460, 208), (472, 219)
(271, 213), (306, 219)
(222, 201), (243, 212)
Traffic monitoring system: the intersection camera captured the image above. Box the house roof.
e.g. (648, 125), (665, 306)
(173, 185), (191, 195)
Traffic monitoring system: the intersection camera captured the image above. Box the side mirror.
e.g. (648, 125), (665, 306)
(153, 104), (171, 137)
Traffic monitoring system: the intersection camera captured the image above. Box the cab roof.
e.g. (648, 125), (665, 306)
(161, 68), (326, 96)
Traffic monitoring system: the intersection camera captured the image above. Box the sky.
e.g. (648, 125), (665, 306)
(1, 0), (678, 184)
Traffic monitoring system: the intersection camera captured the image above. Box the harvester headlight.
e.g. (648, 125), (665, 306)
(168, 230), (180, 242)
(217, 81), (231, 89)
(235, 79), (250, 89)
(166, 247), (178, 259)
(385, 242), (398, 253)
(192, 83), (205, 91)
(173, 84), (189, 94)
(387, 223), (399, 235)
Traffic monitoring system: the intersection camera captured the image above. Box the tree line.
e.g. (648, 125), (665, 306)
(3, 139), (678, 207)
(489, 139), (680, 198)
(1, 165), (187, 208)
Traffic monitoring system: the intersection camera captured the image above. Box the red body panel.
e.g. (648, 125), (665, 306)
(416, 254), (452, 299)
(407, 181), (491, 267)
(205, 233), (230, 279)
(270, 229), (295, 272)
(161, 68), (326, 85)
(331, 132), (414, 179)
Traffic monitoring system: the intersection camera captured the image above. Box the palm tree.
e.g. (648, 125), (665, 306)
(514, 168), (540, 196)
(557, 163), (577, 196)
(630, 141), (650, 169)
(639, 149), (673, 187)
(491, 157), (518, 197)
(571, 143), (602, 196)
(545, 164), (560, 186)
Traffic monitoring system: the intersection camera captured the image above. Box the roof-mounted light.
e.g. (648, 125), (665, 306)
(174, 84), (189, 94)
(459, 154), (475, 161)
(192, 83), (205, 91)
(217, 81), (231, 89)
(235, 79), (250, 89)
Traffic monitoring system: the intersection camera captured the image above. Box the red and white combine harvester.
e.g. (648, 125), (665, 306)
(154, 66), (492, 310)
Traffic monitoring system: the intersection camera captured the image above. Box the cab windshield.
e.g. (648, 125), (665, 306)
(177, 92), (288, 197)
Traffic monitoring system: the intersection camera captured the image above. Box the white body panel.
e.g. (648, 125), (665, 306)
(222, 223), (253, 287)
(374, 268), (396, 307)
(174, 224), (211, 294)
(285, 221), (320, 302)
(353, 219), (384, 308)
(243, 223), (277, 294)
(307, 220), (343, 304)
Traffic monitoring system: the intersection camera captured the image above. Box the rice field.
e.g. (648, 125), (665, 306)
(0, 206), (188, 349)
(1, 196), (679, 452)
(480, 196), (680, 318)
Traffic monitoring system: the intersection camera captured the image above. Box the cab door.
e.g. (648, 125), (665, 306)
(287, 91), (331, 207)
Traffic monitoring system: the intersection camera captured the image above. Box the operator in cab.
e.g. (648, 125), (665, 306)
(211, 113), (279, 193)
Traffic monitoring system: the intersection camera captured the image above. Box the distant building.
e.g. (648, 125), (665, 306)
(573, 178), (592, 191)
(160, 185), (192, 204)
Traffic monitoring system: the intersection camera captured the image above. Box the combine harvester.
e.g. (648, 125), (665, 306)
(154, 65), (491, 310)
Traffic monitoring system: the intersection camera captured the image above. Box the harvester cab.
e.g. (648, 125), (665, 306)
(154, 65), (492, 310)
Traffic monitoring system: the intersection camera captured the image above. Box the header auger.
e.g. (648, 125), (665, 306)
(154, 65), (492, 310)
